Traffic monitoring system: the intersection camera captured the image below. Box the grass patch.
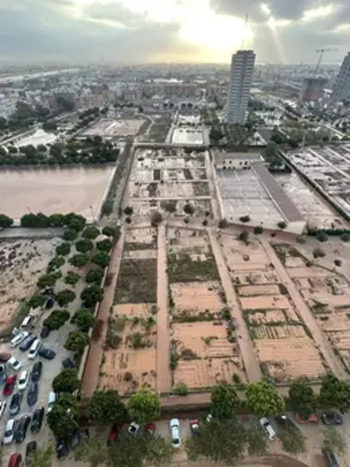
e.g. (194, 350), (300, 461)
(114, 258), (157, 303)
(124, 242), (155, 251)
(168, 251), (219, 283)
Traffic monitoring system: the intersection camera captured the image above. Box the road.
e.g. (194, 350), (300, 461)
(156, 223), (171, 393)
(208, 229), (261, 382)
(261, 237), (348, 380)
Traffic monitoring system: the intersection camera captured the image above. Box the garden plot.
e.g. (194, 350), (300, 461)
(168, 250), (219, 283)
(168, 228), (210, 250)
(238, 285), (281, 296)
(240, 295), (292, 311)
(83, 118), (144, 137)
(100, 305), (157, 395)
(170, 281), (224, 317)
(114, 258), (157, 304)
(221, 237), (271, 272)
(244, 309), (299, 325)
(0, 238), (59, 333)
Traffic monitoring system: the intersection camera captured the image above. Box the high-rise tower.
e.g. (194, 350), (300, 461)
(333, 52), (350, 102)
(226, 50), (255, 125)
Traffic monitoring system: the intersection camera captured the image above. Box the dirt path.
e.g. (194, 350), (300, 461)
(156, 222), (172, 393)
(80, 228), (126, 399)
(261, 237), (347, 380)
(208, 229), (261, 382)
(205, 152), (221, 221)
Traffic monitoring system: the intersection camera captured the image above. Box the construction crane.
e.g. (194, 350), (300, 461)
(315, 48), (338, 74)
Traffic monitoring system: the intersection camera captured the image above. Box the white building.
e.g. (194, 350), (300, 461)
(333, 52), (350, 102)
(226, 50), (255, 125)
(214, 151), (262, 170)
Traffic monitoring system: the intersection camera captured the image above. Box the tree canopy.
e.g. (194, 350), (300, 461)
(64, 331), (89, 354)
(289, 381), (317, 418)
(246, 381), (285, 416)
(0, 214), (13, 228)
(89, 390), (127, 424)
(91, 251), (110, 268)
(86, 269), (104, 284)
(81, 285), (104, 308)
(27, 443), (54, 467)
(82, 226), (100, 239)
(71, 309), (95, 332)
(320, 374), (350, 413)
(76, 239), (94, 253)
(69, 253), (89, 268)
(43, 309), (70, 330)
(52, 369), (80, 393)
(56, 289), (76, 307)
(211, 381), (240, 420)
(127, 389), (161, 423)
(47, 394), (79, 439)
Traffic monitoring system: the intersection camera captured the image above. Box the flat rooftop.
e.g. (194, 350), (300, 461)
(214, 151), (263, 163)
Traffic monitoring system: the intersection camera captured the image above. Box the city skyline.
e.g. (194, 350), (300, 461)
(0, 0), (350, 65)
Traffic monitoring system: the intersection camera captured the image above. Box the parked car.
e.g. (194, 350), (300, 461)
(21, 315), (34, 330)
(25, 441), (37, 463)
(70, 429), (81, 449)
(296, 413), (319, 424)
(0, 353), (11, 363)
(62, 358), (75, 369)
(39, 346), (56, 360)
(15, 415), (31, 443)
(7, 453), (22, 467)
(128, 422), (140, 437)
(56, 438), (69, 459)
(190, 419), (200, 436)
(170, 418), (181, 448)
(0, 364), (7, 384)
(40, 326), (50, 339)
(10, 332), (29, 348)
(3, 375), (17, 396)
(45, 297), (55, 309)
(30, 406), (44, 433)
(31, 361), (42, 382)
(18, 371), (30, 391)
(0, 400), (7, 418)
(321, 412), (343, 426)
(259, 417), (276, 441)
(9, 392), (23, 416)
(4, 418), (18, 445)
(275, 414), (296, 429)
(322, 447), (340, 467)
(7, 357), (22, 372)
(28, 339), (41, 360)
(107, 424), (119, 445)
(19, 334), (36, 352)
(27, 382), (38, 406)
(48, 391), (57, 412)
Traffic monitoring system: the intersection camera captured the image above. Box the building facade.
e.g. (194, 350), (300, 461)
(299, 77), (327, 102)
(226, 50), (255, 125)
(333, 53), (350, 102)
(214, 151), (262, 170)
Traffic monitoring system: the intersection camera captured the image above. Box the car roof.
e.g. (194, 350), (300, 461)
(6, 418), (15, 428)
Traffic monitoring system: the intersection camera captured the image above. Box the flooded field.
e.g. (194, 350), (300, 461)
(0, 166), (114, 221)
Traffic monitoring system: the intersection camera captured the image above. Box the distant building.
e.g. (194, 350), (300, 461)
(333, 53), (350, 102)
(299, 77), (327, 102)
(214, 151), (262, 170)
(226, 50), (255, 125)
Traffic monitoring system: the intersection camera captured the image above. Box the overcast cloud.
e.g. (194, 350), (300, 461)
(0, 0), (349, 64)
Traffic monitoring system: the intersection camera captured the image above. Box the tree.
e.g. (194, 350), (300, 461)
(108, 433), (145, 467)
(316, 231), (328, 242)
(48, 256), (65, 272)
(56, 242), (71, 256)
(172, 382), (189, 396)
(97, 239), (112, 252)
(102, 225), (120, 239)
(183, 203), (195, 216)
(27, 294), (47, 308)
(313, 247), (325, 259)
(218, 219), (228, 229)
(323, 427), (347, 455)
(43, 309), (70, 330)
(37, 274), (57, 289)
(240, 215), (250, 223)
(69, 253), (89, 267)
(246, 381), (285, 416)
(238, 231), (249, 244)
(186, 417), (246, 465)
(52, 369), (80, 393)
(254, 226), (263, 234)
(48, 213), (65, 227)
(263, 141), (282, 167)
(0, 214), (13, 228)
(64, 213), (86, 232)
(82, 226), (100, 239)
(289, 381), (316, 418)
(76, 238), (94, 253)
(151, 211), (162, 227)
(127, 389), (161, 423)
(320, 374), (350, 413)
(27, 443), (54, 467)
(65, 331), (89, 354)
(63, 229), (78, 241)
(124, 206), (133, 215)
(340, 233), (350, 242)
(71, 309), (95, 332)
(81, 285), (104, 308)
(211, 381), (240, 420)
(86, 269), (104, 284)
(56, 289), (76, 307)
(74, 438), (108, 467)
(278, 221), (287, 229)
(47, 394), (79, 439)
(65, 271), (80, 285)
(144, 436), (174, 467)
(278, 426), (306, 454)
(245, 427), (269, 457)
(89, 389), (127, 424)
(91, 251), (110, 268)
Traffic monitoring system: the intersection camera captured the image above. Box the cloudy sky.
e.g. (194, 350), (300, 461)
(0, 0), (349, 65)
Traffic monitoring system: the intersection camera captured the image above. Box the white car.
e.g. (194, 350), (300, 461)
(10, 331), (29, 347)
(259, 417), (276, 441)
(4, 418), (17, 444)
(8, 356), (22, 372)
(0, 400), (7, 418)
(18, 370), (30, 391)
(48, 391), (57, 412)
(128, 421), (140, 437)
(28, 339), (41, 359)
(170, 418), (181, 448)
